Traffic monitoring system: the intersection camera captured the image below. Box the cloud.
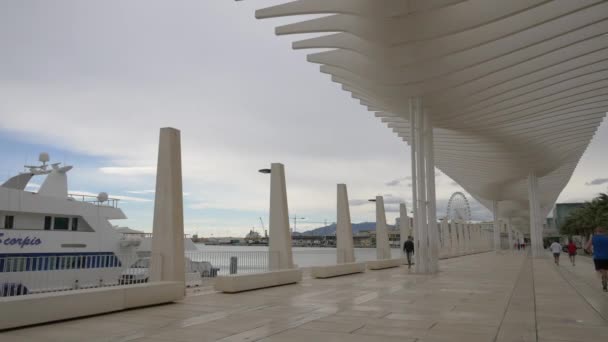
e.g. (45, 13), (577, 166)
(126, 189), (191, 197)
(126, 189), (155, 194)
(349, 199), (370, 206)
(585, 178), (608, 186)
(382, 194), (405, 205)
(385, 204), (401, 213)
(1, 1), (560, 234)
(385, 176), (411, 186)
(99, 167), (155, 176)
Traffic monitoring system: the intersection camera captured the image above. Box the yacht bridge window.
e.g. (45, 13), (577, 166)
(44, 216), (51, 230)
(3, 216), (14, 229)
(53, 217), (69, 230)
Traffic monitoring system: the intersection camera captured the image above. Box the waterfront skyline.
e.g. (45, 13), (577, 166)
(1, 1), (607, 237)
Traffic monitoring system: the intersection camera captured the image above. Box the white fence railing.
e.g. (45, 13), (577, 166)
(0, 253), (142, 297)
(0, 251), (275, 296)
(186, 251), (271, 277)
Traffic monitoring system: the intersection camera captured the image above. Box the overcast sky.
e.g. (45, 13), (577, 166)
(1, 1), (607, 237)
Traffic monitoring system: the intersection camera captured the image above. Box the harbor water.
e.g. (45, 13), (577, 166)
(195, 244), (402, 269)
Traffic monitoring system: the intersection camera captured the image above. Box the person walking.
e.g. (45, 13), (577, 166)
(567, 239), (577, 266)
(403, 236), (415, 269)
(585, 227), (608, 292)
(550, 240), (562, 266)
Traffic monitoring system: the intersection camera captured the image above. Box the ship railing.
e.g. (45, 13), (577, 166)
(0, 253), (145, 297)
(1, 251), (277, 297)
(67, 193), (120, 208)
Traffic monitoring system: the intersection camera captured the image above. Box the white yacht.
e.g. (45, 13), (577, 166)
(0, 153), (142, 295)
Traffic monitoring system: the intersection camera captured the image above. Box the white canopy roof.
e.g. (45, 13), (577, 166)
(248, 0), (608, 231)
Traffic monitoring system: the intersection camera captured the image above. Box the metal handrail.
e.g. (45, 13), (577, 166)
(68, 193), (120, 208)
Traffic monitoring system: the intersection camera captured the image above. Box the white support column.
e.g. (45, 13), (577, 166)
(464, 224), (471, 253)
(458, 222), (467, 254)
(440, 219), (448, 257)
(151, 127), (185, 288)
(450, 222), (458, 256)
(415, 99), (429, 272)
(473, 225), (480, 252)
(424, 112), (439, 273)
(527, 172), (544, 257)
(410, 100), (421, 270)
(493, 201), (501, 251)
(375, 196), (391, 260)
(399, 203), (410, 258)
(269, 163), (294, 270)
(336, 184), (355, 264)
(456, 222), (462, 254)
(507, 218), (514, 250)
(409, 97), (439, 273)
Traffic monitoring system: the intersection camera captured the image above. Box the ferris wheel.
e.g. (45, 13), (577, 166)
(446, 192), (472, 222)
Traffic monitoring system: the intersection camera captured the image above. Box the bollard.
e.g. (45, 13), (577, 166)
(230, 256), (238, 275)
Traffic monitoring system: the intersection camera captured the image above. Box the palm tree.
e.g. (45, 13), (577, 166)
(560, 193), (608, 236)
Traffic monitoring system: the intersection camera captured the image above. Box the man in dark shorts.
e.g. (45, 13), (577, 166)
(550, 240), (562, 266)
(586, 227), (608, 292)
(403, 236), (414, 269)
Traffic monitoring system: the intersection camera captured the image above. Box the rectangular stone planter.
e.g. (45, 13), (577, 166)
(0, 281), (184, 330)
(366, 258), (402, 270)
(214, 268), (302, 293)
(310, 262), (366, 278)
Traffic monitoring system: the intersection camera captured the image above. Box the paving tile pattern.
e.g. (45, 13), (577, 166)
(2, 252), (607, 342)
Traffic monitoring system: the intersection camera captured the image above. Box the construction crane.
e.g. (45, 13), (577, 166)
(259, 217), (267, 238)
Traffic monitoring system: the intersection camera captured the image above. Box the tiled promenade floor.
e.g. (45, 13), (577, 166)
(2, 252), (608, 342)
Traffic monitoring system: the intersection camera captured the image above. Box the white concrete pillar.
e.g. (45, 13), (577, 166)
(409, 97), (438, 273)
(375, 196), (391, 260)
(399, 203), (410, 257)
(269, 163), (294, 270)
(454, 222), (461, 254)
(151, 127), (185, 287)
(414, 99), (429, 272)
(527, 173), (544, 257)
(450, 222), (458, 256)
(492, 201), (501, 251)
(507, 218), (514, 250)
(465, 224), (470, 252)
(424, 113), (439, 273)
(410, 101), (421, 270)
(440, 219), (448, 257)
(472, 225), (479, 252)
(459, 223), (466, 254)
(336, 184), (355, 264)
(479, 225), (484, 250)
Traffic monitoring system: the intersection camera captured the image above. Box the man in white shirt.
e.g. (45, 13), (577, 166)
(550, 241), (562, 265)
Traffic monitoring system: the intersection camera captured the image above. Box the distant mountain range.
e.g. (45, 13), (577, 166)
(296, 222), (396, 236)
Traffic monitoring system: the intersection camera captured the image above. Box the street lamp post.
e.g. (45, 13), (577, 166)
(292, 215), (306, 234)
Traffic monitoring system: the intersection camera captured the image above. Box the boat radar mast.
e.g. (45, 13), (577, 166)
(24, 152), (52, 175)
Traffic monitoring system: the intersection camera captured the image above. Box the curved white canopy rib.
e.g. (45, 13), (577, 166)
(244, 0), (608, 229)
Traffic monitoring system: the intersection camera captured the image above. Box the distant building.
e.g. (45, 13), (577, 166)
(553, 203), (585, 232)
